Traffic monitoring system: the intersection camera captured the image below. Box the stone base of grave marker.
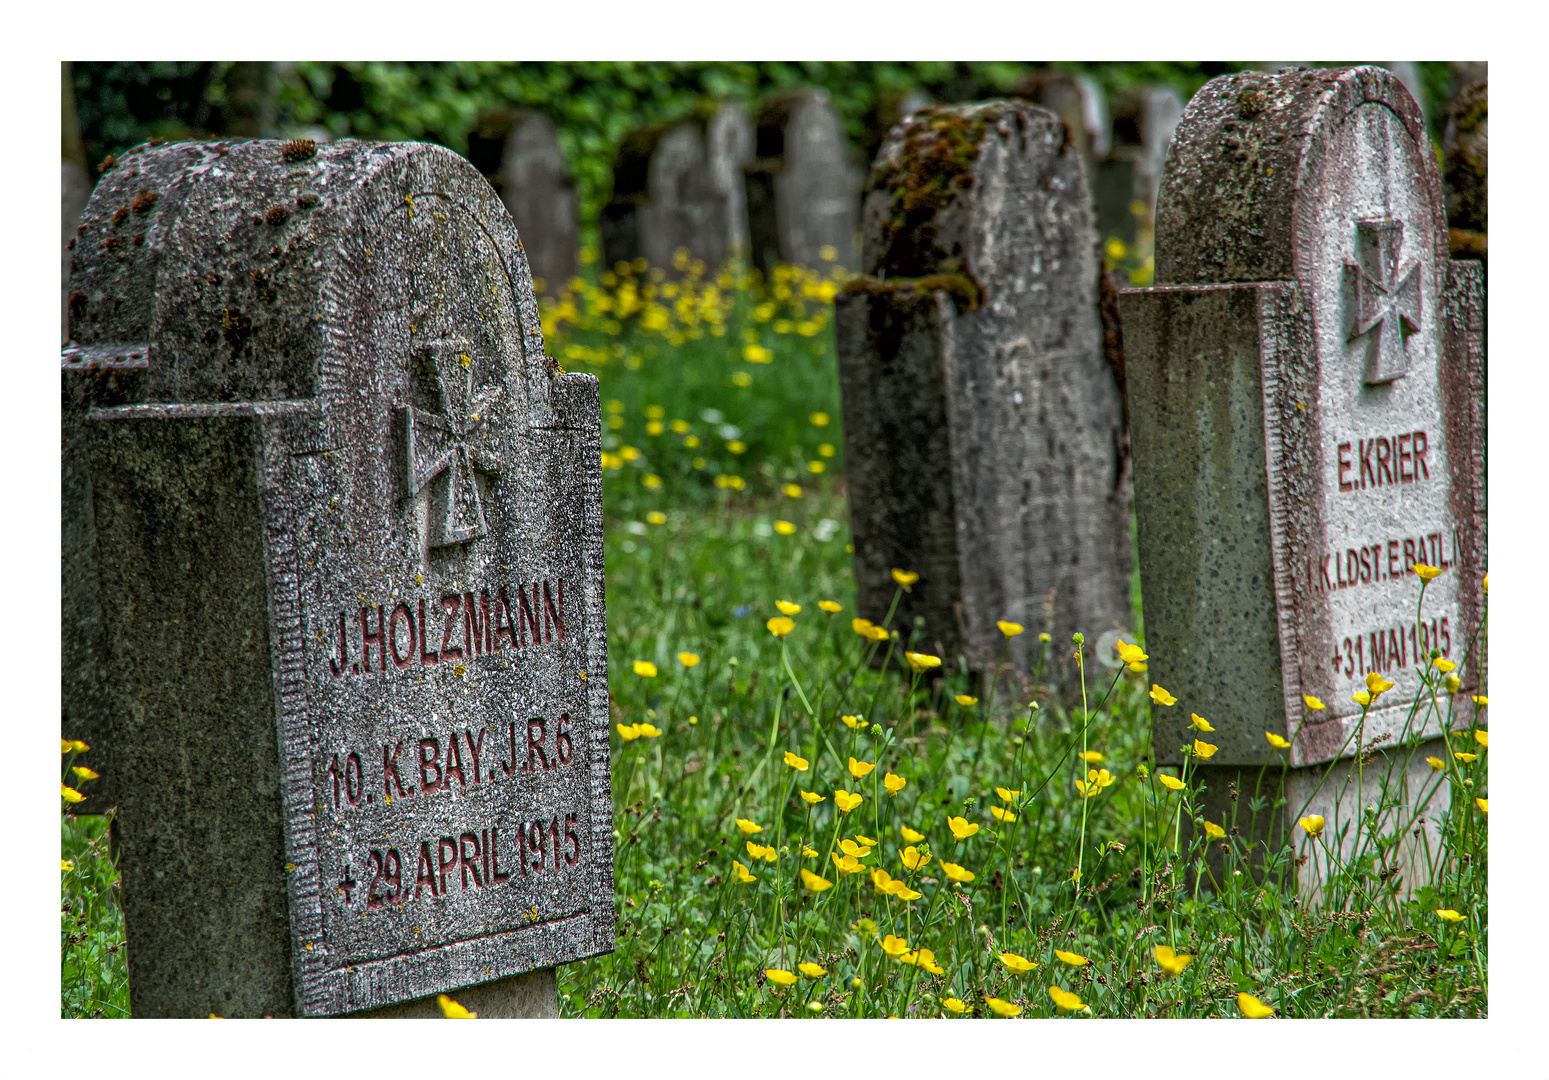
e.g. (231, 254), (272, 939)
(357, 967), (558, 1018)
(836, 102), (1133, 693)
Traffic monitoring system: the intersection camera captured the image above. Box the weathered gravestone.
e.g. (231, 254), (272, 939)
(600, 101), (753, 275)
(1012, 70), (1110, 173)
(1092, 85), (1184, 280)
(67, 136), (613, 1016)
(467, 109), (579, 293)
(745, 88), (862, 274)
(1120, 67), (1486, 880)
(1443, 79), (1487, 263)
(836, 102), (1133, 692)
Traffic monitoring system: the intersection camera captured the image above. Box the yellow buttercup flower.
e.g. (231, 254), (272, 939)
(635, 723), (662, 738)
(1201, 819), (1226, 841)
(1192, 739), (1218, 759)
(766, 616), (795, 639)
(1412, 563), (1443, 581)
(818, 600), (843, 613)
(1150, 684), (1177, 706)
(1426, 756), (1445, 771)
(678, 651), (700, 667)
(831, 852), (862, 874)
(986, 996), (1023, 1017)
(773, 520), (797, 536)
(941, 861), (975, 883)
(1475, 797), (1488, 814)
(955, 694), (979, 707)
(1366, 671), (1395, 697)
(948, 816), (979, 840)
(1435, 908), (1465, 922)
(848, 757), (876, 779)
(1445, 674), (1461, 692)
(854, 833), (878, 846)
(996, 620), (1025, 638)
(784, 751), (810, 771)
(72, 765), (100, 781)
(798, 962), (826, 978)
(72, 739), (89, 752)
(1054, 949), (1088, 967)
(892, 884), (923, 901)
(865, 625), (890, 641)
(1474, 729), (1488, 748)
(800, 789), (826, 805)
(880, 934), (910, 957)
(775, 600), (802, 615)
(749, 841), (779, 862)
(871, 867), (897, 892)
(802, 845), (818, 858)
(1299, 814), (1326, 838)
(61, 784), (85, 804)
(891, 569), (919, 589)
(437, 994), (476, 1018)
(942, 997), (968, 1014)
(901, 845), (931, 871)
(996, 786), (1023, 801)
(851, 618), (876, 637)
(1303, 695), (1326, 710)
(60, 738), (71, 755)
(990, 806), (1018, 822)
(900, 825), (925, 843)
(1454, 751), (1478, 764)
(1157, 774), (1186, 792)
(834, 790), (863, 813)
(999, 952), (1037, 974)
(1075, 768), (1116, 797)
(1473, 695), (1488, 706)
(765, 969), (798, 987)
(1432, 657), (1456, 672)
(839, 838), (871, 859)
(1236, 993), (1275, 1018)
(1076, 751), (1104, 764)
(617, 723), (641, 741)
(633, 660), (658, 677)
(899, 948), (944, 974)
(1153, 945), (1193, 977)
(884, 772), (907, 795)
(904, 651), (942, 672)
(736, 818), (763, 835)
(800, 869), (831, 892)
(1190, 713), (1214, 732)
(1048, 986), (1088, 1014)
(841, 713), (865, 729)
(1115, 640), (1147, 665)
(1266, 732), (1291, 749)
(1351, 691), (1371, 706)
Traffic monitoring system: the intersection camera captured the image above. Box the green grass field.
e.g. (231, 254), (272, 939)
(61, 256), (1487, 1019)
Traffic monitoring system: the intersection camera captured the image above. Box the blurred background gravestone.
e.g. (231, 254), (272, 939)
(1092, 85), (1184, 282)
(1121, 66), (1486, 885)
(600, 101), (752, 275)
(745, 88), (861, 274)
(836, 101), (1132, 699)
(1443, 78), (1486, 263)
(68, 136), (613, 1016)
(468, 109), (580, 292)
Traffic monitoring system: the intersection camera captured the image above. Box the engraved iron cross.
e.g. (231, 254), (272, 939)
(1345, 219), (1421, 385)
(401, 337), (505, 547)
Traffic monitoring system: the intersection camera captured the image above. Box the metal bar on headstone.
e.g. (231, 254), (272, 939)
(835, 101), (1134, 696)
(468, 109), (579, 294)
(745, 88), (861, 274)
(66, 136), (614, 1016)
(1120, 66), (1486, 886)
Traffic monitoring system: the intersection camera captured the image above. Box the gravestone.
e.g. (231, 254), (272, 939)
(1092, 85), (1184, 280)
(467, 109), (579, 292)
(600, 101), (752, 274)
(1013, 70), (1110, 170)
(745, 88), (861, 273)
(836, 102), (1132, 692)
(1120, 67), (1486, 879)
(1443, 79), (1487, 262)
(67, 137), (613, 1016)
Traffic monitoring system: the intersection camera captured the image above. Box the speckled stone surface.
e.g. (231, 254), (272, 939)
(836, 102), (1132, 691)
(1121, 67), (1485, 774)
(68, 138), (613, 1016)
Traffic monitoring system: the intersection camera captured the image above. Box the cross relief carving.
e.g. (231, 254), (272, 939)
(1345, 219), (1421, 385)
(401, 336), (505, 548)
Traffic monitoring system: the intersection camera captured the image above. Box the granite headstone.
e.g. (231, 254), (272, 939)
(467, 109), (579, 292)
(745, 88), (861, 274)
(1121, 67), (1486, 879)
(67, 137), (614, 1016)
(600, 101), (753, 275)
(836, 102), (1132, 691)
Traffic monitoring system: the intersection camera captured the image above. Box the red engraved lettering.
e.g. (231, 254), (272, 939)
(329, 611), (348, 677)
(481, 828), (491, 885)
(440, 594), (464, 661)
(1403, 538), (1416, 571)
(1369, 631), (1386, 673)
(1359, 547), (1372, 583)
(388, 603), (415, 669)
(544, 580), (564, 643)
(500, 720), (517, 777)
(518, 583), (542, 648)
(464, 589), (489, 657)
(1388, 541), (1400, 579)
(442, 732), (466, 789)
(360, 604), (386, 673)
(1359, 438), (1376, 489)
(1320, 555), (1334, 592)
(366, 850), (387, 910)
(437, 836), (458, 894)
(1345, 549), (1359, 589)
(564, 812), (580, 867)
(528, 820), (545, 874)
(327, 754), (342, 808)
(1390, 627), (1404, 669)
(517, 820), (528, 877)
(415, 840), (438, 898)
(345, 751), (363, 807)
(1413, 430), (1429, 479)
(419, 599), (439, 666)
(418, 737), (444, 794)
(491, 826), (511, 884)
(383, 848), (401, 902)
(492, 586), (516, 651)
(525, 717), (550, 774)
(1337, 442), (1353, 492)
(383, 741), (412, 799)
(458, 831), (482, 890)
(464, 728), (486, 783)
(1397, 433), (1413, 482)
(1376, 438), (1393, 485)
(557, 714), (573, 765)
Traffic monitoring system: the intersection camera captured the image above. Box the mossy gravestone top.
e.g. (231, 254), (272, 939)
(66, 137), (613, 1016)
(835, 102), (1132, 692)
(1121, 66), (1486, 772)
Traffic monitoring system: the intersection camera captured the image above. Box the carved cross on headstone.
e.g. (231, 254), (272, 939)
(1347, 219), (1422, 384)
(402, 337), (505, 547)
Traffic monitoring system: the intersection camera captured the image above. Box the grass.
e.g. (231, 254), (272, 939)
(60, 253), (1487, 1019)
